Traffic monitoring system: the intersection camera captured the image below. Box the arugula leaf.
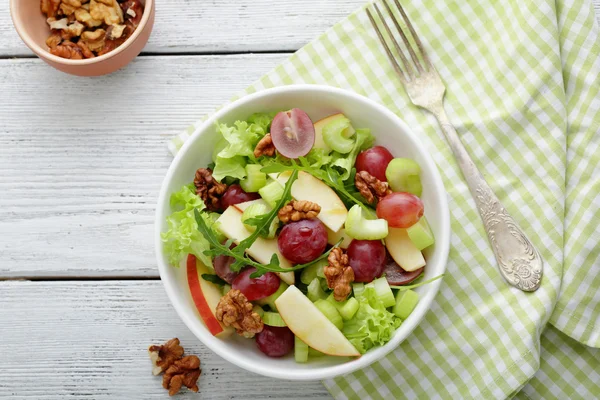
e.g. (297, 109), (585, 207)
(261, 160), (374, 213)
(201, 274), (227, 286)
(193, 208), (341, 277)
(389, 274), (445, 290)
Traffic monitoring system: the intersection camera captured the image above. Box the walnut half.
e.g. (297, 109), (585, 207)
(163, 355), (201, 396)
(216, 289), (264, 338)
(194, 168), (227, 212)
(324, 248), (355, 301)
(355, 170), (392, 203)
(278, 200), (321, 224)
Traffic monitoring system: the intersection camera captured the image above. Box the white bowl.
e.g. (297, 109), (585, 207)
(155, 85), (450, 381)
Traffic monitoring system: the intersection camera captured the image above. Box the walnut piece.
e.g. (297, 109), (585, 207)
(355, 170), (392, 203)
(216, 289), (264, 338)
(254, 133), (276, 158)
(47, 17), (69, 30)
(106, 24), (126, 39)
(46, 31), (63, 48)
(90, 0), (124, 26)
(194, 168), (227, 212)
(41, 0), (62, 18)
(77, 40), (95, 58)
(120, 0), (144, 27)
(324, 248), (355, 301)
(163, 355), (201, 396)
(278, 200), (321, 224)
(49, 41), (83, 59)
(74, 7), (103, 28)
(80, 28), (106, 52)
(148, 338), (185, 376)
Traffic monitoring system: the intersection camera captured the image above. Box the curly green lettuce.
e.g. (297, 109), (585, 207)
(342, 286), (401, 354)
(161, 184), (223, 267)
(212, 112), (276, 181)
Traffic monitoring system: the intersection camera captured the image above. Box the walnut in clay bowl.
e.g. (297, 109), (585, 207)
(10, 0), (155, 76)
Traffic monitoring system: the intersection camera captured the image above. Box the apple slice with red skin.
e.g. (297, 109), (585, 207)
(186, 254), (233, 338)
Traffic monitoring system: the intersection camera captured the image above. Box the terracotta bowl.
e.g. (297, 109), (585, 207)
(10, 0), (155, 76)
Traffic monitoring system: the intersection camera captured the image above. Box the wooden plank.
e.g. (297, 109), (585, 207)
(0, 280), (331, 399)
(0, 0), (365, 57)
(0, 54), (287, 278)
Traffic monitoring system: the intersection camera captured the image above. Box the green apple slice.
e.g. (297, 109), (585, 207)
(275, 285), (360, 357)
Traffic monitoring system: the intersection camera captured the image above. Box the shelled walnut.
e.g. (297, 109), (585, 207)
(40, 0), (144, 59)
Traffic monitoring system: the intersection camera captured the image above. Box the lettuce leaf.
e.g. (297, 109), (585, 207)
(213, 112), (277, 181)
(342, 286), (401, 354)
(161, 184), (214, 267)
(331, 128), (375, 181)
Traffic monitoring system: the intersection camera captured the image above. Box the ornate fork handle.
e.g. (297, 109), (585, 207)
(434, 105), (543, 291)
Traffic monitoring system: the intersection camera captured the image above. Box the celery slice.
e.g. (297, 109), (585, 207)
(241, 203), (278, 238)
(314, 299), (343, 329)
(353, 282), (365, 297)
(326, 294), (360, 321)
(262, 311), (287, 327)
(252, 305), (264, 318)
(258, 179), (285, 208)
(385, 158), (423, 196)
(322, 116), (356, 154)
(300, 259), (328, 285)
(366, 277), (396, 308)
(394, 289), (419, 319)
(240, 164), (267, 193)
(307, 278), (328, 302)
(406, 217), (435, 250)
(344, 205), (388, 240)
(295, 336), (309, 363)
(256, 282), (289, 311)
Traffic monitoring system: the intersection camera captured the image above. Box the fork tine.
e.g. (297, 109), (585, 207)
(381, 0), (424, 73)
(366, 8), (408, 81)
(393, 0), (432, 68)
(372, 3), (415, 80)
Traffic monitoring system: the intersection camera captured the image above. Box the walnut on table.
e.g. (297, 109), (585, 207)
(148, 338), (202, 396)
(254, 133), (276, 158)
(277, 200), (321, 224)
(194, 168), (228, 212)
(148, 338), (185, 376)
(163, 356), (202, 396)
(216, 289), (264, 338)
(355, 170), (392, 203)
(324, 247), (355, 301)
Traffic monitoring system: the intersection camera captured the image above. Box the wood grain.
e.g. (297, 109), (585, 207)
(0, 55), (287, 279)
(0, 0), (365, 57)
(0, 280), (331, 399)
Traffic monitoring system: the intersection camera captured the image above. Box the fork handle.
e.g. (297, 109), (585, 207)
(433, 105), (543, 291)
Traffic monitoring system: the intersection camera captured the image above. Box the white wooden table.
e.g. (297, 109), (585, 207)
(1, 1), (599, 398)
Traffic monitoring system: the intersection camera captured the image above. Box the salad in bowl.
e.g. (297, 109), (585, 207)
(156, 85), (449, 380)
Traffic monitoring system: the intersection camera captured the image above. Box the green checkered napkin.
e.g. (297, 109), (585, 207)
(173, 0), (600, 398)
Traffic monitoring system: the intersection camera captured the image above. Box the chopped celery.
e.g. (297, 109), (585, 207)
(314, 300), (343, 329)
(320, 277), (330, 292)
(222, 284), (232, 295)
(300, 259), (328, 285)
(258, 179), (284, 208)
(262, 312), (287, 327)
(322, 116), (356, 154)
(353, 282), (365, 297)
(295, 336), (309, 363)
(326, 294), (360, 321)
(307, 278), (328, 302)
(241, 203), (269, 232)
(366, 277), (396, 308)
(256, 282), (289, 311)
(240, 164), (267, 193)
(308, 348), (326, 358)
(252, 305), (264, 318)
(385, 158), (423, 196)
(344, 205), (388, 240)
(394, 289), (419, 319)
(406, 217), (435, 250)
(241, 203), (278, 238)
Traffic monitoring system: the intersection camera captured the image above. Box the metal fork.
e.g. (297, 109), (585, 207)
(367, 0), (543, 291)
